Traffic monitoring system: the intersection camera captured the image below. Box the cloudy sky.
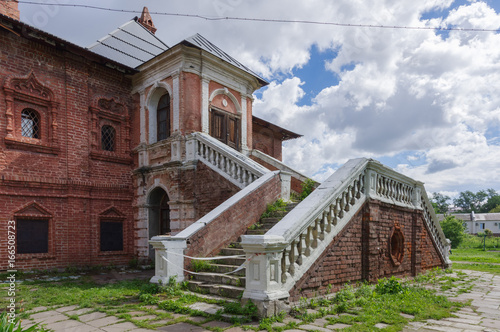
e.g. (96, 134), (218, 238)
(19, 0), (500, 197)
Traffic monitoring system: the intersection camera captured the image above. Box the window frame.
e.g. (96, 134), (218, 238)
(156, 93), (171, 142)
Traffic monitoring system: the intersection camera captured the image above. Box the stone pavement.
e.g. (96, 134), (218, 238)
(20, 270), (500, 332)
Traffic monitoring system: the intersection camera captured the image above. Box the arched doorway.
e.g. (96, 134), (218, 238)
(148, 187), (171, 260)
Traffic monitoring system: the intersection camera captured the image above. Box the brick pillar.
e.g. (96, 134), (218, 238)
(363, 201), (382, 282)
(412, 211), (422, 276)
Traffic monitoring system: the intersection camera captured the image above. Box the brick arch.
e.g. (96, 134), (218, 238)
(146, 81), (173, 144)
(209, 88), (241, 114)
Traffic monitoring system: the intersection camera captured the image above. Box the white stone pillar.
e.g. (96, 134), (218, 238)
(280, 171), (292, 202)
(149, 236), (187, 284)
(201, 77), (210, 134)
(140, 91), (147, 143)
(172, 73), (180, 133)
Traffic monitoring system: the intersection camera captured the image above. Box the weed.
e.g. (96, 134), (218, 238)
(299, 179), (317, 200)
(261, 199), (288, 218)
(375, 276), (407, 295)
(191, 260), (216, 273)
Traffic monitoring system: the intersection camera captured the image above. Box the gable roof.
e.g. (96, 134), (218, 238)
(252, 116), (302, 141)
(88, 18), (168, 69)
(181, 34), (268, 86)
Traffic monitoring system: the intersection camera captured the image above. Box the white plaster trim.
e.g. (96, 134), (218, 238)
(172, 74), (180, 132)
(201, 78), (210, 134)
(209, 88), (242, 114)
(146, 81), (173, 144)
(241, 95), (248, 151)
(140, 91), (146, 143)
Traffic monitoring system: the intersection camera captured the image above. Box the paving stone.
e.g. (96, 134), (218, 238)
(152, 319), (173, 325)
(480, 318), (500, 329)
(102, 321), (140, 332)
(375, 323), (389, 329)
(30, 310), (64, 320)
(79, 312), (108, 322)
(32, 312), (68, 324)
(400, 313), (415, 320)
(157, 322), (209, 331)
(65, 308), (94, 316)
(87, 316), (123, 327)
(311, 318), (329, 326)
(27, 306), (47, 313)
(271, 322), (287, 328)
(127, 311), (148, 316)
(133, 315), (158, 321)
(202, 320), (233, 328)
(299, 324), (331, 332)
(44, 319), (84, 331)
(225, 328), (249, 332)
(326, 323), (352, 329)
(186, 316), (207, 323)
(189, 302), (223, 315)
(55, 305), (79, 313)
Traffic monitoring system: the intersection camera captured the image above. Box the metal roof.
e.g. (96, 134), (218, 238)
(88, 19), (168, 69)
(182, 33), (268, 85)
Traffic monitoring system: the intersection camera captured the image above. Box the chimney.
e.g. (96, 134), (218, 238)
(138, 7), (157, 34)
(0, 0), (20, 21)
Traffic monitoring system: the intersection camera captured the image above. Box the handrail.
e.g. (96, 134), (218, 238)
(240, 158), (451, 301)
(190, 132), (270, 188)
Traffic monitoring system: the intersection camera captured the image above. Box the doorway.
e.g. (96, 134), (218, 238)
(148, 187), (171, 260)
(210, 108), (240, 151)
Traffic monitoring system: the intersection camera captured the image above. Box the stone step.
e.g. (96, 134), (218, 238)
(214, 256), (246, 266)
(187, 280), (244, 299)
(219, 247), (245, 256)
(245, 229), (267, 235)
(211, 263), (246, 276)
(190, 272), (245, 287)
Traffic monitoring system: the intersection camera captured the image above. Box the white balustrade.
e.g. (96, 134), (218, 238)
(241, 158), (451, 303)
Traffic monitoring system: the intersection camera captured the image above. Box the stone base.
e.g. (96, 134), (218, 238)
(242, 298), (291, 318)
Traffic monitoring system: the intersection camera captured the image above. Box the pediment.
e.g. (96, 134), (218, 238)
(15, 202), (52, 217)
(99, 206), (125, 218)
(5, 71), (53, 101)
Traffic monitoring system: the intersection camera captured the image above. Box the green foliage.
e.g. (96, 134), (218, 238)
(490, 205), (500, 213)
(220, 300), (258, 320)
(299, 179), (316, 201)
(0, 312), (40, 332)
(440, 215), (466, 249)
(453, 188), (500, 213)
(191, 259), (215, 273)
(431, 192), (450, 214)
(261, 198), (288, 218)
(375, 276), (407, 295)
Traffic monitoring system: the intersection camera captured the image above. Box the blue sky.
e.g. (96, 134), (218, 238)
(18, 0), (500, 198)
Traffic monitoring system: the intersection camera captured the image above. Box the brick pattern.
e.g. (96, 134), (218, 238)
(289, 199), (446, 301)
(185, 173), (282, 262)
(249, 155), (304, 194)
(0, 0), (19, 20)
(0, 26), (135, 270)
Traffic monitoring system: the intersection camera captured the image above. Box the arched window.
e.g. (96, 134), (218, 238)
(157, 93), (170, 141)
(21, 109), (40, 139)
(101, 125), (116, 151)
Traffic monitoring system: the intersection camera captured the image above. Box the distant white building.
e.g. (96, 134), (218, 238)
(438, 212), (500, 235)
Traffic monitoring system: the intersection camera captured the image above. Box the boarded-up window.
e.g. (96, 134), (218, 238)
(17, 219), (49, 254)
(209, 109), (240, 151)
(157, 94), (171, 141)
(100, 220), (123, 252)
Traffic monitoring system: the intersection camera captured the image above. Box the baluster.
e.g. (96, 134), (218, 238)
(350, 184), (356, 205)
(304, 228), (312, 256)
(288, 241), (295, 276)
(296, 235), (303, 265)
(343, 191), (350, 212)
(213, 151), (219, 167)
(326, 206), (333, 232)
(356, 177), (362, 198)
(320, 213), (326, 240)
(312, 219), (319, 248)
(281, 249), (287, 283)
(234, 165), (240, 180)
(337, 197), (343, 219)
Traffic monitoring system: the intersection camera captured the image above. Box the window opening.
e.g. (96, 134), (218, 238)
(21, 109), (40, 139)
(157, 93), (170, 141)
(101, 125), (116, 151)
(100, 220), (123, 251)
(17, 219), (48, 254)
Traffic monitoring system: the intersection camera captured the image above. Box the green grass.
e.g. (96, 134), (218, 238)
(450, 248), (500, 264)
(459, 234), (500, 250)
(452, 263), (500, 274)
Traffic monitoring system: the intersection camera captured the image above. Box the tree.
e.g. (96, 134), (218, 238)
(453, 190), (488, 213)
(490, 205), (500, 213)
(431, 192), (450, 214)
(440, 215), (466, 249)
(481, 189), (500, 213)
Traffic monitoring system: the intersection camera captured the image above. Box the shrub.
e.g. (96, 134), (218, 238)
(0, 312), (40, 332)
(440, 215), (466, 249)
(300, 179), (316, 200)
(375, 276), (406, 295)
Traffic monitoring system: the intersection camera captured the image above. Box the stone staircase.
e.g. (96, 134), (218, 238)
(186, 201), (299, 299)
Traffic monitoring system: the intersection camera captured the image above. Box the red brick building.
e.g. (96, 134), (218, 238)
(0, 4), (299, 270)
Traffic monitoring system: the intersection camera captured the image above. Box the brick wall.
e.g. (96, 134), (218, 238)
(289, 199), (446, 301)
(185, 172), (282, 262)
(0, 26), (135, 271)
(0, 0), (19, 20)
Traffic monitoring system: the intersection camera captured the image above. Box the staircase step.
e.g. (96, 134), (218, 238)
(219, 247), (245, 256)
(245, 229), (267, 235)
(187, 281), (244, 299)
(191, 272), (245, 287)
(214, 256), (246, 266)
(211, 263), (246, 276)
